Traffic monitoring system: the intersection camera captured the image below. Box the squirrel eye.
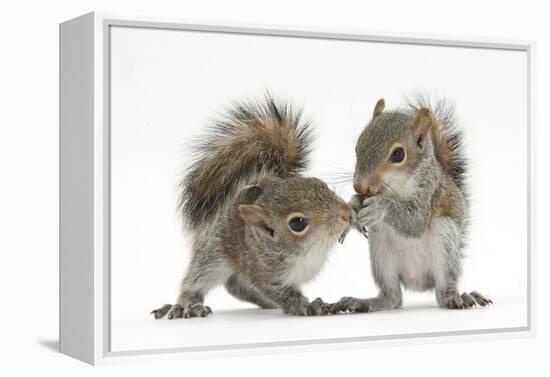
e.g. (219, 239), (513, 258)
(389, 147), (405, 163)
(288, 217), (309, 233)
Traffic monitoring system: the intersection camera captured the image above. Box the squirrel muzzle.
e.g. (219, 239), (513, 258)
(353, 179), (379, 198)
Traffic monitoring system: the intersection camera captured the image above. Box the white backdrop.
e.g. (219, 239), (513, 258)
(1, 0), (548, 375)
(110, 26), (527, 351)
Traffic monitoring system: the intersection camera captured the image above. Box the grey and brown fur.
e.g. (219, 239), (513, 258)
(152, 94), (352, 319)
(332, 96), (492, 313)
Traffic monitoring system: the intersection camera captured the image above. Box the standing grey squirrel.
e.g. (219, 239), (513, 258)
(151, 94), (352, 319)
(332, 97), (492, 313)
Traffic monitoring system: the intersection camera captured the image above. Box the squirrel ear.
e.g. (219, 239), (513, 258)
(412, 107), (433, 149)
(238, 204), (275, 238)
(258, 176), (282, 190)
(372, 98), (385, 119)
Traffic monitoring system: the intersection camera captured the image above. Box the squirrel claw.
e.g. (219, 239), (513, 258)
(338, 229), (349, 244)
(152, 303), (212, 319)
(151, 304), (173, 319)
(470, 291), (493, 306)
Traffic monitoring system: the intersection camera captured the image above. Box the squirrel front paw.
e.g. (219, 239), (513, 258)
(307, 297), (332, 315)
(330, 297), (370, 314)
(284, 297), (331, 316)
(348, 196), (367, 238)
(356, 196), (386, 229)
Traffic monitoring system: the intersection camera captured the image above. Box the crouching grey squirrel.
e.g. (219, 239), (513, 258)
(152, 94), (352, 319)
(332, 97), (492, 313)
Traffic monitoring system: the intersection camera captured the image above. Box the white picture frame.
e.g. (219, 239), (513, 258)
(59, 11), (536, 365)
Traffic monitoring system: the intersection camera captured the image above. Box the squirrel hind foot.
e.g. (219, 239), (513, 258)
(151, 303), (213, 319)
(150, 304), (172, 319)
(444, 291), (492, 310)
(469, 291), (493, 306)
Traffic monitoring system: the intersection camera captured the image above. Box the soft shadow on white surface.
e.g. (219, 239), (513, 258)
(38, 339), (59, 353)
(113, 296), (526, 352)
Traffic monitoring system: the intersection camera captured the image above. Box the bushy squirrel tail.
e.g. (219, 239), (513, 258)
(405, 95), (467, 192)
(179, 93), (314, 230)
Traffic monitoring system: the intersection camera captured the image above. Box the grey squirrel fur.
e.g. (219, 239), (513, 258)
(152, 94), (352, 319)
(332, 97), (492, 313)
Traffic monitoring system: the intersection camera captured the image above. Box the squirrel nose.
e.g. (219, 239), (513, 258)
(354, 181), (378, 197)
(353, 180), (369, 195)
(340, 205), (352, 223)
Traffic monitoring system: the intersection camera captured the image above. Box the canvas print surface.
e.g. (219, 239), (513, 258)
(109, 26), (528, 352)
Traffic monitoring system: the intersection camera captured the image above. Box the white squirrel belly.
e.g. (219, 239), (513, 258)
(283, 243), (331, 286)
(373, 217), (454, 291)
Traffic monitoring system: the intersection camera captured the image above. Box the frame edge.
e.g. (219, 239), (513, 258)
(59, 12), (97, 365)
(59, 11), (536, 365)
